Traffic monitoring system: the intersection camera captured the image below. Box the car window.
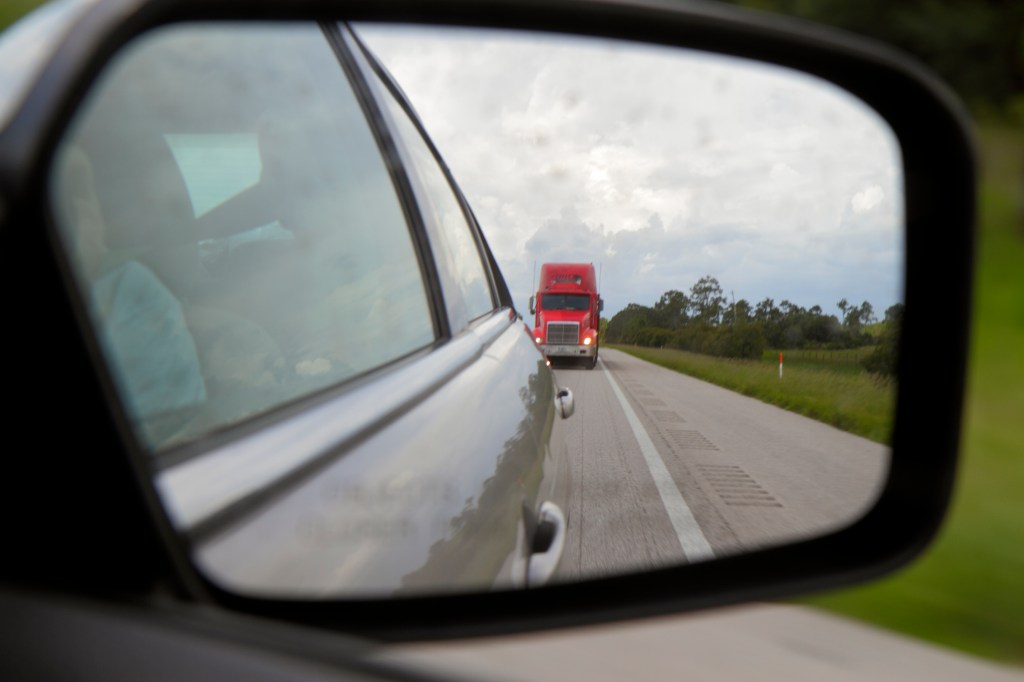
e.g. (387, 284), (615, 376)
(49, 24), (436, 451)
(541, 294), (591, 311)
(360, 57), (496, 332)
(164, 133), (263, 219)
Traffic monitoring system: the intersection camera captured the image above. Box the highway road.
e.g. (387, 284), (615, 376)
(553, 348), (889, 582)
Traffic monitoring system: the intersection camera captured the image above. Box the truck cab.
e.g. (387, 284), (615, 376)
(530, 263), (603, 369)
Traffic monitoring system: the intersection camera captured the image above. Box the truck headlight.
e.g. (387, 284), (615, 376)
(583, 337), (592, 346)
(535, 337), (543, 344)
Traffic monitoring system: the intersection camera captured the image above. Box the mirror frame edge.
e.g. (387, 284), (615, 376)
(0, 0), (975, 642)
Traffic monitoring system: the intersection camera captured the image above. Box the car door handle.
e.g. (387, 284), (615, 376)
(556, 387), (574, 419)
(526, 501), (566, 587)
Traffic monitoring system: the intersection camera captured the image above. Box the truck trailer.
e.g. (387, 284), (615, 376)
(530, 263), (603, 369)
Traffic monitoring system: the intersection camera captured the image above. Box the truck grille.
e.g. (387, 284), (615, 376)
(547, 322), (580, 345)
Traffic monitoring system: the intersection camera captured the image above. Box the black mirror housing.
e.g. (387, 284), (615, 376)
(0, 0), (973, 642)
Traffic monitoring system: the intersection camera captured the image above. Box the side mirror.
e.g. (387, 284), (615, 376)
(1, 0), (972, 643)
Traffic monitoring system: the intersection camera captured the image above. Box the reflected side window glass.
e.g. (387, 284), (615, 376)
(364, 67), (496, 332)
(541, 294), (591, 311)
(49, 24), (436, 451)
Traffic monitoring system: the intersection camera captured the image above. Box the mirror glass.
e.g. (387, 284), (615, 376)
(359, 24), (902, 580)
(49, 20), (900, 597)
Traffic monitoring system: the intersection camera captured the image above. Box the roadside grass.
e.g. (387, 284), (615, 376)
(609, 344), (894, 443)
(0, 1), (44, 29)
(765, 347), (874, 377)
(796, 123), (1024, 666)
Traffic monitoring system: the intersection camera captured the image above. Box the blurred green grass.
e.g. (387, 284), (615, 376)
(763, 347), (874, 375)
(0, 0), (44, 29)
(798, 124), (1024, 665)
(2, 0), (1022, 667)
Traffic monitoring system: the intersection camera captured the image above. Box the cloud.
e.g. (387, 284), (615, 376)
(851, 185), (885, 213)
(356, 24), (905, 317)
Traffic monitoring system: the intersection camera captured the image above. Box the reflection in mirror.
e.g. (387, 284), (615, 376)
(48, 20), (901, 598)
(360, 24), (901, 580)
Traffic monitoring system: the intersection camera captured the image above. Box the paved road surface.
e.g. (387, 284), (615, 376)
(554, 348), (888, 581)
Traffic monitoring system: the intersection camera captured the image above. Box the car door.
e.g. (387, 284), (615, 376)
(339, 23), (573, 589)
(46, 20), (570, 598)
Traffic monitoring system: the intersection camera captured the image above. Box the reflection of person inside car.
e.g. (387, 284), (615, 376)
(55, 146), (207, 444)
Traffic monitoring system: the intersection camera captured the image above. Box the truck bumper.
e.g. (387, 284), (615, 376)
(540, 344), (597, 359)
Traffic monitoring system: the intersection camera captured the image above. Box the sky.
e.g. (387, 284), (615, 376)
(356, 24), (904, 321)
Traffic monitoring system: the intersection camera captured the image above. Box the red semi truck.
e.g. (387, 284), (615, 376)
(529, 263), (603, 369)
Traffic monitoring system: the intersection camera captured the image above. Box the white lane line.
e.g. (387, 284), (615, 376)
(599, 357), (715, 563)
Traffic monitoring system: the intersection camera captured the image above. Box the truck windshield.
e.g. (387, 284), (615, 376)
(541, 294), (590, 311)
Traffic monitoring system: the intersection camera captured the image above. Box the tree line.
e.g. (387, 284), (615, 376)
(604, 275), (902, 375)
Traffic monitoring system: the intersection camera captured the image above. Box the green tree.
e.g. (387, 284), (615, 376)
(708, 324), (766, 359)
(689, 275), (727, 326)
(722, 298), (753, 326)
(858, 301), (877, 326)
(654, 289), (689, 329)
(635, 326), (673, 348)
(863, 302), (904, 376)
(605, 303), (654, 344)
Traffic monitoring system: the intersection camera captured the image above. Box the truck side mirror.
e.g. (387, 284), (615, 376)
(529, 295), (536, 315)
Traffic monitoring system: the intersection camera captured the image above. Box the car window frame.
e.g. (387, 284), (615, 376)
(324, 22), (456, 344)
(340, 23), (507, 330)
(42, 20), (463, 466)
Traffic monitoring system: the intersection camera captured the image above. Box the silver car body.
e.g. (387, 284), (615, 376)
(33, 13), (572, 597)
